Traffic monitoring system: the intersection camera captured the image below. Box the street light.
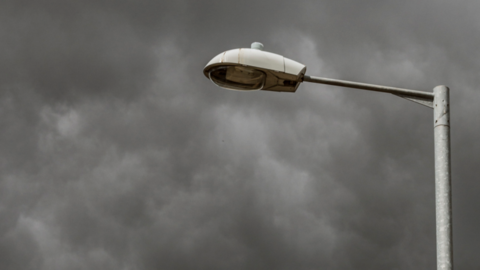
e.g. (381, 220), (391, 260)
(203, 42), (453, 270)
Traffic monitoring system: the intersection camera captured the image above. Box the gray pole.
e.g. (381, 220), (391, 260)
(299, 76), (454, 269)
(433, 85), (453, 270)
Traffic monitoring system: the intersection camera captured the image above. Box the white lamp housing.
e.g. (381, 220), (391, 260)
(203, 43), (306, 92)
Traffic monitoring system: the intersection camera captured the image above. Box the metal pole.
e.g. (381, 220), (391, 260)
(433, 85), (453, 270)
(302, 76), (452, 268)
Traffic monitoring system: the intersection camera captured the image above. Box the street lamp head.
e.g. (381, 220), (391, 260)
(203, 42), (306, 92)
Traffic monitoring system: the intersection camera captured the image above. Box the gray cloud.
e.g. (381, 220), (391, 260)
(0, 0), (478, 269)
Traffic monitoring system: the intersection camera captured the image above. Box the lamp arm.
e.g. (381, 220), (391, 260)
(303, 75), (434, 108)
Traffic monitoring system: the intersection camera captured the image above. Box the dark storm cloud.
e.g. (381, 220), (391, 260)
(0, 0), (178, 103)
(1, 0), (479, 269)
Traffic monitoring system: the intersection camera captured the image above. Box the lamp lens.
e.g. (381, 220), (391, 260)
(209, 66), (265, 91)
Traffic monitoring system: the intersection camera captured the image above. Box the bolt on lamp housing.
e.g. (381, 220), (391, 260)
(203, 42), (306, 92)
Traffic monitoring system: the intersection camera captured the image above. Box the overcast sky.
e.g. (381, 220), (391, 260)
(1, 0), (479, 269)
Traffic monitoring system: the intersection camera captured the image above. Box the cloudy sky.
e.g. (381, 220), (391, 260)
(1, 0), (479, 269)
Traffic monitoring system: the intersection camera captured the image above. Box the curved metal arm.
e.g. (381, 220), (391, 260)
(303, 75), (434, 108)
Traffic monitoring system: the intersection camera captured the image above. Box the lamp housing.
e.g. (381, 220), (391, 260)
(203, 45), (306, 92)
